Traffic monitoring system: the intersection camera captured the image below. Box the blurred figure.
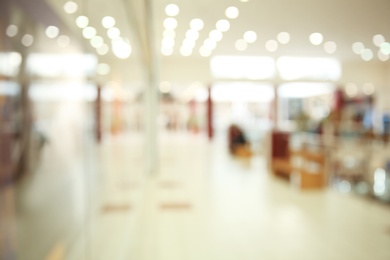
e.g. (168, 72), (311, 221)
(228, 124), (252, 157)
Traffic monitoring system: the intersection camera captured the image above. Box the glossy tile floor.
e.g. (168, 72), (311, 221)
(8, 129), (390, 260)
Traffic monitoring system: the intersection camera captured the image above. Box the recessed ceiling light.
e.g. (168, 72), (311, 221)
(162, 38), (175, 48)
(161, 47), (173, 56)
(209, 30), (223, 42)
(243, 31), (257, 43)
(97, 44), (109, 55)
(190, 19), (204, 31)
(240, 0), (249, 2)
(165, 4), (179, 17)
(361, 49), (373, 61)
(76, 16), (89, 28)
(204, 39), (217, 50)
(6, 25), (18, 37)
(112, 39), (132, 59)
(186, 30), (200, 41)
(378, 50), (389, 61)
(277, 32), (290, 44)
(265, 40), (278, 52)
(21, 34), (34, 47)
(309, 33), (323, 45)
(199, 46), (212, 57)
(324, 41), (337, 54)
(91, 36), (104, 48)
(97, 63), (111, 75)
(102, 16), (116, 28)
(345, 83), (358, 97)
(235, 39), (247, 51)
(159, 81), (172, 93)
(164, 17), (178, 30)
(57, 35), (70, 47)
(163, 29), (176, 39)
(83, 27), (97, 39)
(180, 47), (192, 56)
(107, 27), (120, 39)
(45, 26), (59, 39)
(225, 7), (239, 19)
(373, 34), (385, 47)
(216, 19), (230, 32)
(182, 39), (195, 49)
(362, 83), (375, 95)
(63, 1), (78, 14)
(352, 42), (365, 54)
(380, 42), (390, 55)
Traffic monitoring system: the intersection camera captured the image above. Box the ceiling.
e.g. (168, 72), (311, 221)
(8, 0), (390, 83)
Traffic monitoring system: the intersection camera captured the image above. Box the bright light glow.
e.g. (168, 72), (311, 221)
(162, 38), (175, 48)
(374, 168), (386, 196)
(159, 81), (172, 93)
(6, 25), (18, 37)
(199, 46), (212, 57)
(165, 4), (179, 16)
(378, 50), (389, 61)
(211, 56), (275, 80)
(163, 29), (176, 39)
(352, 42), (365, 54)
(204, 39), (217, 50)
(339, 180), (352, 193)
(278, 82), (335, 98)
(164, 18), (178, 30)
(187, 30), (200, 41)
(362, 83), (375, 95)
(190, 19), (204, 31)
(361, 49), (373, 61)
(0, 52), (22, 77)
(97, 63), (110, 75)
(380, 42), (390, 55)
(309, 33), (323, 45)
(45, 26), (59, 39)
(107, 27), (120, 39)
(182, 39), (195, 49)
(161, 47), (173, 56)
(111, 39), (132, 59)
(277, 57), (341, 81)
(277, 32), (290, 44)
(90, 36), (104, 48)
(63, 1), (78, 14)
(345, 83), (358, 97)
(180, 47), (192, 56)
(243, 31), (257, 43)
(29, 83), (97, 101)
(373, 34), (385, 47)
(102, 16), (116, 28)
(97, 44), (109, 55)
(21, 34), (34, 47)
(57, 35), (70, 47)
(265, 40), (278, 52)
(212, 82), (274, 102)
(324, 41), (337, 54)
(26, 53), (97, 78)
(82, 27), (96, 39)
(76, 16), (89, 28)
(209, 30), (222, 42)
(235, 39), (247, 51)
(225, 6), (239, 19)
(216, 19), (230, 32)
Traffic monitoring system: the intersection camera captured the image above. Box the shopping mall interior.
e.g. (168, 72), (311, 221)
(1, 0), (390, 259)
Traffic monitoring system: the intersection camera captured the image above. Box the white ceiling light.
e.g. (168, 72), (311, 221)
(159, 81), (172, 93)
(57, 35), (70, 47)
(199, 46), (212, 57)
(162, 38), (175, 48)
(352, 42), (365, 54)
(378, 50), (389, 61)
(165, 4), (179, 17)
(361, 49), (373, 61)
(324, 41), (337, 54)
(107, 27), (120, 39)
(63, 1), (78, 14)
(225, 6), (239, 19)
(187, 30), (200, 41)
(90, 36), (104, 48)
(164, 17), (178, 30)
(362, 83), (375, 95)
(209, 30), (223, 42)
(277, 32), (290, 44)
(111, 39), (132, 59)
(6, 25), (18, 37)
(235, 39), (247, 51)
(97, 44), (109, 55)
(161, 47), (173, 56)
(21, 34), (34, 47)
(164, 29), (176, 39)
(76, 16), (89, 28)
(380, 42), (390, 55)
(45, 26), (59, 39)
(216, 19), (230, 32)
(243, 31), (257, 43)
(265, 40), (278, 52)
(102, 16), (116, 29)
(182, 39), (195, 49)
(240, 0), (249, 2)
(309, 33), (323, 45)
(204, 39), (217, 50)
(373, 34), (385, 47)
(97, 63), (111, 75)
(83, 27), (97, 39)
(180, 47), (192, 56)
(345, 83), (358, 97)
(190, 19), (204, 31)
